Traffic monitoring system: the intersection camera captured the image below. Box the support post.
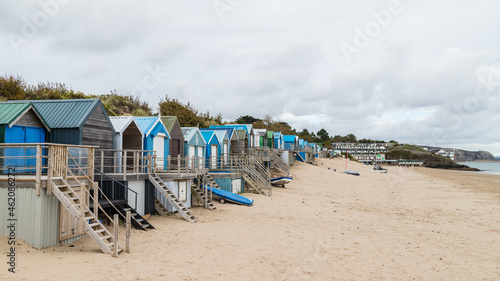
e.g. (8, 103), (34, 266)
(123, 150), (127, 181)
(47, 145), (53, 195)
(80, 183), (85, 231)
(177, 155), (181, 174)
(126, 211), (131, 253)
(113, 214), (119, 257)
(100, 151), (104, 173)
(35, 144), (42, 196)
(93, 182), (99, 218)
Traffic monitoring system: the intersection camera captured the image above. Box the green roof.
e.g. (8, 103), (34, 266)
(267, 131), (274, 138)
(160, 116), (179, 134)
(0, 102), (50, 130)
(10, 99), (101, 128)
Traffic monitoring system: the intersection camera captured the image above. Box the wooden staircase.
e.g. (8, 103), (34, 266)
(148, 173), (197, 223)
(155, 198), (170, 216)
(271, 151), (290, 176)
(116, 204), (154, 231)
(51, 179), (123, 255)
(191, 172), (218, 211)
(240, 156), (272, 197)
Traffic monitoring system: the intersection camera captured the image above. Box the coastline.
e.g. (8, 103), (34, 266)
(1, 158), (499, 280)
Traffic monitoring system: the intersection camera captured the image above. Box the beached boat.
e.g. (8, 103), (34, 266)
(205, 186), (254, 206)
(373, 165), (387, 173)
(344, 170), (360, 176)
(271, 176), (293, 187)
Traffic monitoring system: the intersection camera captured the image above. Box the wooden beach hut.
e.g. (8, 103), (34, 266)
(266, 131), (274, 149)
(235, 130), (248, 154)
(200, 128), (229, 166)
(201, 130), (220, 169)
(0, 102), (50, 171)
(273, 132), (284, 149)
(160, 116), (184, 164)
(135, 117), (170, 170)
(283, 135), (297, 151)
(253, 129), (268, 148)
(182, 127), (206, 169)
(109, 116), (143, 151)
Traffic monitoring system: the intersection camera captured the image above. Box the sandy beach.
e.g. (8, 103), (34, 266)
(1, 158), (500, 280)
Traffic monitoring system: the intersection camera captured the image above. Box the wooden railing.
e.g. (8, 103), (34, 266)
(95, 149), (154, 177)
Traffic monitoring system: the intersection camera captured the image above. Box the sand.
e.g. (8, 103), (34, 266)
(1, 158), (499, 280)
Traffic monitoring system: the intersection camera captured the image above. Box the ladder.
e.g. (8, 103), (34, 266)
(191, 180), (217, 211)
(154, 198), (170, 216)
(241, 162), (272, 196)
(148, 173), (197, 223)
(51, 179), (123, 255)
(115, 204), (155, 231)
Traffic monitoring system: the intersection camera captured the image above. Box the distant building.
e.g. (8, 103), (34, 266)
(436, 149), (455, 161)
(332, 142), (388, 162)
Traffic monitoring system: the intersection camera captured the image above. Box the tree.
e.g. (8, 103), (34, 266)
(346, 133), (357, 143)
(236, 115), (260, 124)
(316, 128), (330, 142)
(0, 75), (26, 100)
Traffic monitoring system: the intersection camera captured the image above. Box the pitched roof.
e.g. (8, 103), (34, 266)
(267, 131), (274, 138)
(201, 130), (216, 144)
(283, 135), (297, 142)
(109, 116), (141, 134)
(181, 127), (207, 146)
(0, 102), (50, 131)
(10, 99), (101, 129)
(235, 130), (247, 140)
(134, 116), (168, 137)
(204, 127), (235, 140)
(160, 116), (180, 134)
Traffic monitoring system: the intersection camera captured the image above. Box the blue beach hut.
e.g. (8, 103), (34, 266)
(135, 117), (170, 170)
(182, 127), (206, 169)
(201, 130), (220, 169)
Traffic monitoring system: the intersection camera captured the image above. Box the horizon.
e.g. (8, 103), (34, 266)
(1, 1), (499, 155)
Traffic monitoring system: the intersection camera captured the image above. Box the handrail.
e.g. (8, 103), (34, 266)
(94, 167), (138, 211)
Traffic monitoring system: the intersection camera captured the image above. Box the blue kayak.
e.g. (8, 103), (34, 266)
(344, 170), (360, 176)
(204, 186), (254, 206)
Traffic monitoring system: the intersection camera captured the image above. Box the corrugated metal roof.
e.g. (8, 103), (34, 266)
(181, 127), (206, 146)
(0, 102), (50, 130)
(109, 116), (136, 133)
(204, 127), (235, 140)
(134, 116), (159, 135)
(0, 102), (31, 125)
(235, 130), (247, 140)
(224, 124), (253, 135)
(213, 130), (228, 143)
(160, 116), (179, 134)
(267, 131), (274, 138)
(9, 99), (99, 128)
(283, 135), (297, 142)
(201, 131), (216, 144)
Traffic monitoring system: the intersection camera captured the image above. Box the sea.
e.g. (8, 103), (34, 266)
(458, 162), (500, 176)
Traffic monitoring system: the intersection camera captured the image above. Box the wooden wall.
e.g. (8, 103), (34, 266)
(168, 122), (184, 159)
(15, 109), (45, 128)
(82, 104), (114, 170)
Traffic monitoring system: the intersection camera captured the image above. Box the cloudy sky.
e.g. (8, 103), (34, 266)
(1, 0), (499, 155)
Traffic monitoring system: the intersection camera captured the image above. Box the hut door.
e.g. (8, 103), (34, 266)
(197, 147), (204, 169)
(211, 145), (217, 169)
(153, 134), (165, 169)
(223, 143), (228, 166)
(231, 179), (241, 193)
(189, 146), (195, 168)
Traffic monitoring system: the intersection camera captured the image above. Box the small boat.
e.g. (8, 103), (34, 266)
(271, 176), (293, 187)
(204, 186), (254, 206)
(344, 170), (360, 176)
(373, 165), (388, 173)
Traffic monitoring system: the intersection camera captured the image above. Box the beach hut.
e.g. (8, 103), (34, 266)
(235, 130), (248, 154)
(283, 135), (297, 151)
(200, 128), (229, 165)
(0, 102), (50, 171)
(135, 117), (170, 170)
(160, 116), (184, 164)
(253, 129), (268, 148)
(182, 127), (206, 169)
(273, 132), (284, 149)
(266, 131), (274, 149)
(201, 130), (220, 169)
(108, 116), (143, 173)
(211, 124), (254, 149)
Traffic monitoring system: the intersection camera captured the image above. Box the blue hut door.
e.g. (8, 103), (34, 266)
(211, 145), (217, 169)
(5, 126), (45, 172)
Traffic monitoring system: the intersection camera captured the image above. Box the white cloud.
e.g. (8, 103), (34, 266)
(1, 0), (499, 154)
